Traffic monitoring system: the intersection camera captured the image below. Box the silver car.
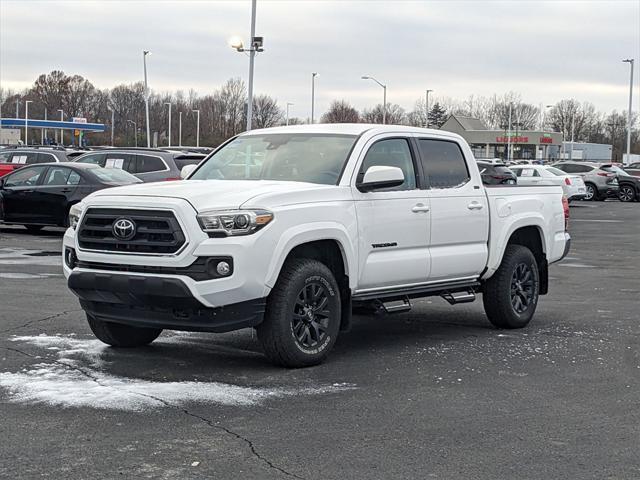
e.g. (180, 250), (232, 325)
(552, 161), (618, 201)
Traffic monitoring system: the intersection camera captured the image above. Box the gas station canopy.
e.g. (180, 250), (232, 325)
(0, 118), (105, 132)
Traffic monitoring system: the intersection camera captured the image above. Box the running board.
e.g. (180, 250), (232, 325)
(441, 290), (476, 305)
(381, 297), (412, 313)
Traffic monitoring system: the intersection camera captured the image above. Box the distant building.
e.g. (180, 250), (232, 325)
(561, 142), (612, 162)
(440, 114), (563, 162)
(0, 128), (20, 144)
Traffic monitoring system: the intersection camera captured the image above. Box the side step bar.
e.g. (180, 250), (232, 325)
(441, 290), (476, 305)
(381, 297), (412, 313)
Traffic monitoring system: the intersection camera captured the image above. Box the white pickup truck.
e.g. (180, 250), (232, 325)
(63, 124), (570, 367)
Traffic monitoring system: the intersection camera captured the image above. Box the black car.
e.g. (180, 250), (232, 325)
(0, 163), (140, 232)
(603, 165), (640, 202)
(477, 161), (517, 185)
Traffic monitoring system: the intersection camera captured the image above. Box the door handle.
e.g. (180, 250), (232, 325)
(60, 189), (72, 193)
(467, 202), (484, 210)
(412, 204), (430, 213)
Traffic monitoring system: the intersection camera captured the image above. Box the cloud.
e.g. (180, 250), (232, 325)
(1, 0), (638, 117)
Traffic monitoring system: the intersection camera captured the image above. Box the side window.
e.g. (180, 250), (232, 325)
(76, 153), (106, 166)
(358, 138), (417, 191)
(418, 139), (470, 189)
(136, 154), (166, 173)
(4, 166), (46, 187)
(0, 152), (11, 162)
(9, 153), (29, 164)
(35, 152), (56, 164)
(105, 153), (134, 172)
(67, 171), (82, 185)
(43, 167), (72, 185)
(519, 168), (539, 177)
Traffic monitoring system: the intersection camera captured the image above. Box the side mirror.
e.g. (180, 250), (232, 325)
(357, 165), (404, 192)
(180, 164), (197, 179)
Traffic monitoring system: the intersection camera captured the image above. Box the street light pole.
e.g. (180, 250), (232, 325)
(425, 89), (433, 128)
(623, 59), (634, 164)
(179, 111), (182, 147)
(58, 110), (64, 146)
(507, 102), (512, 163)
(42, 108), (47, 145)
(192, 109), (200, 147)
(286, 102), (294, 126)
(24, 100), (32, 145)
(570, 114), (575, 161)
(311, 72), (318, 124)
(143, 50), (151, 148)
(127, 120), (137, 147)
(109, 107), (115, 146)
(361, 76), (387, 124)
(164, 102), (172, 147)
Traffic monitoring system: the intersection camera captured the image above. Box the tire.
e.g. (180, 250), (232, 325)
(25, 225), (43, 233)
(584, 183), (598, 201)
(483, 245), (540, 329)
(619, 185), (636, 202)
(257, 258), (341, 368)
(87, 314), (162, 347)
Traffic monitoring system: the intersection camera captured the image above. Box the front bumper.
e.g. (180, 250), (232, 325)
(68, 270), (265, 332)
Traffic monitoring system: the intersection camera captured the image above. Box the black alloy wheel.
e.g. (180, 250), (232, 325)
(619, 185), (636, 202)
(291, 282), (331, 350)
(510, 263), (535, 314)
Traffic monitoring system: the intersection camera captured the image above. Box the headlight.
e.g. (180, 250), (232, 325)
(68, 203), (85, 230)
(197, 209), (273, 236)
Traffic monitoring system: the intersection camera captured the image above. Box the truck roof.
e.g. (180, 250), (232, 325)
(240, 123), (454, 137)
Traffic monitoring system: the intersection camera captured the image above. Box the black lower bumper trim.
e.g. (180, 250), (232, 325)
(68, 271), (265, 333)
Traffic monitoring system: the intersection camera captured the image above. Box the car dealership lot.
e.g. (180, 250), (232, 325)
(0, 202), (639, 479)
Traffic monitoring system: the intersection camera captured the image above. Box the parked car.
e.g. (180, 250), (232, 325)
(509, 165), (586, 202)
(0, 147), (70, 178)
(73, 148), (206, 182)
(600, 165), (640, 202)
(0, 163), (140, 232)
(626, 162), (640, 177)
(477, 161), (517, 185)
(63, 124), (570, 367)
(552, 161), (618, 201)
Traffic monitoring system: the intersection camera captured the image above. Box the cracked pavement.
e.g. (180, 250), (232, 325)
(1, 202), (639, 479)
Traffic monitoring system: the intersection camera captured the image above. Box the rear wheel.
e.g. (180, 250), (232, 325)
(584, 183), (598, 201)
(25, 225), (43, 233)
(257, 259), (341, 368)
(619, 185), (636, 202)
(483, 245), (540, 329)
(87, 314), (162, 347)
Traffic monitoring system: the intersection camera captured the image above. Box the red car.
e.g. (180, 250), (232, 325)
(0, 148), (70, 177)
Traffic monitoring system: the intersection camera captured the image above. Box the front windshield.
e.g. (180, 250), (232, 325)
(190, 133), (357, 185)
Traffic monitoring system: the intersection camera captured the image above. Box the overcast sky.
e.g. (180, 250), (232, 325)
(1, 0), (639, 120)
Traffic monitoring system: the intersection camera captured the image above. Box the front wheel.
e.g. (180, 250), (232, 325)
(257, 259), (341, 368)
(584, 183), (598, 201)
(619, 185), (636, 202)
(482, 245), (540, 329)
(87, 314), (162, 347)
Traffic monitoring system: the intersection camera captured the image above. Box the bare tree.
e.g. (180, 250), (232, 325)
(362, 103), (406, 125)
(252, 94), (283, 128)
(321, 100), (360, 123)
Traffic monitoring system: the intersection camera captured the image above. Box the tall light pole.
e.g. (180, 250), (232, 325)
(623, 59), (634, 164)
(58, 109), (64, 146)
(42, 108), (47, 145)
(143, 50), (151, 147)
(192, 109), (200, 147)
(286, 102), (294, 126)
(108, 106), (115, 146)
(569, 114), (576, 161)
(24, 100), (32, 145)
(361, 75), (387, 124)
(425, 89), (433, 128)
(311, 72), (318, 124)
(507, 102), (512, 163)
(127, 119), (137, 147)
(179, 111), (182, 147)
(164, 102), (172, 147)
(229, 0), (263, 131)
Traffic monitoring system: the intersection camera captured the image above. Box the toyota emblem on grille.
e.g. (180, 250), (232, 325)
(112, 218), (136, 241)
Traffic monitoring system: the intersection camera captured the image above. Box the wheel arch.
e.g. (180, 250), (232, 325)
(503, 225), (548, 295)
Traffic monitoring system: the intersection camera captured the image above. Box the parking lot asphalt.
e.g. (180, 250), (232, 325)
(0, 201), (639, 480)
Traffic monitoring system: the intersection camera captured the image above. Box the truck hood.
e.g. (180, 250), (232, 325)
(90, 179), (337, 212)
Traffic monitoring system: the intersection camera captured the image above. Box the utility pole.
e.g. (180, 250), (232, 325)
(311, 73), (318, 124)
(623, 59), (634, 164)
(108, 106), (115, 146)
(179, 111), (182, 147)
(507, 103), (512, 163)
(192, 109), (200, 147)
(425, 89), (433, 128)
(24, 100), (32, 145)
(569, 114), (575, 161)
(165, 102), (172, 147)
(58, 110), (64, 146)
(143, 50), (151, 147)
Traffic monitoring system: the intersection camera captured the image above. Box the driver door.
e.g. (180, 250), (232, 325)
(351, 136), (431, 291)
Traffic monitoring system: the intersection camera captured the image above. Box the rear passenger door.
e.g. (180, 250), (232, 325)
(416, 138), (489, 281)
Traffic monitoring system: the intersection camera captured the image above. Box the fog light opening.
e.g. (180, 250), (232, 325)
(216, 261), (231, 276)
